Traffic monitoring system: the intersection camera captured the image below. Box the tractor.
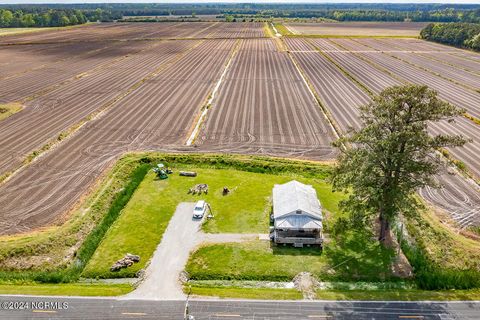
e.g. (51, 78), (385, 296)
(153, 163), (169, 180)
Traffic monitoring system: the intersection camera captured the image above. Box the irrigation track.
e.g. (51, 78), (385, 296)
(285, 37), (480, 228)
(0, 38), (237, 235)
(325, 38), (480, 179)
(196, 38), (336, 160)
(334, 38), (480, 120)
(308, 38), (480, 180)
(354, 38), (480, 93)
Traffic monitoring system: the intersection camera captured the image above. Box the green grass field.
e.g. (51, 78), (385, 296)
(189, 286), (303, 300)
(315, 289), (480, 301)
(189, 285), (480, 300)
(0, 283), (132, 296)
(83, 166), (343, 278)
(187, 235), (396, 282)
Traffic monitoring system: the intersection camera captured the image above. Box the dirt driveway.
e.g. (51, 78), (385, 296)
(124, 202), (201, 300)
(123, 202), (259, 300)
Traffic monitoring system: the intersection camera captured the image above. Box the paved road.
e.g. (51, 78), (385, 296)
(0, 296), (478, 319)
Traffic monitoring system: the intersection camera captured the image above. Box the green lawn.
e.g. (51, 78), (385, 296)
(185, 169), (396, 282)
(0, 283), (132, 296)
(315, 289), (480, 301)
(83, 167), (341, 278)
(188, 285), (480, 301)
(189, 286), (303, 300)
(187, 237), (395, 282)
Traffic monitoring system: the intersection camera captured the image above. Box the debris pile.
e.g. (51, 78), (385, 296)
(110, 253), (140, 272)
(188, 184), (208, 194)
(293, 272), (320, 300)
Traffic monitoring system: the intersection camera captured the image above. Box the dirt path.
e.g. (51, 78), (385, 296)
(124, 203), (200, 300)
(123, 202), (259, 300)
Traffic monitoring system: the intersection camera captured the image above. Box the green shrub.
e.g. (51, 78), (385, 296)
(399, 233), (480, 290)
(75, 164), (150, 268)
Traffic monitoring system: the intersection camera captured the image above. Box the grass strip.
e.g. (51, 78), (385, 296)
(186, 238), (396, 283)
(398, 207), (480, 290)
(189, 285), (303, 300)
(316, 289), (480, 301)
(273, 23), (293, 36)
(74, 164), (151, 272)
(0, 162), (150, 282)
(189, 285), (480, 301)
(0, 103), (22, 122)
(0, 283), (132, 296)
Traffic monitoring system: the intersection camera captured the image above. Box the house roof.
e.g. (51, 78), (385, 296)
(272, 180), (322, 221)
(275, 215), (323, 229)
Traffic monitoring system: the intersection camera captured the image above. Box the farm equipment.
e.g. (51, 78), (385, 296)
(153, 163), (170, 180)
(180, 171), (197, 177)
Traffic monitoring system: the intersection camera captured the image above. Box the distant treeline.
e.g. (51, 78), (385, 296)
(0, 8), (121, 28)
(421, 23), (480, 51)
(1, 4), (480, 23)
(328, 9), (480, 23)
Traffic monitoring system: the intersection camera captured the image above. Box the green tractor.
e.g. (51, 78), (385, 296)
(153, 163), (169, 180)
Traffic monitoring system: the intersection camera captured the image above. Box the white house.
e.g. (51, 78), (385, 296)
(271, 180), (323, 248)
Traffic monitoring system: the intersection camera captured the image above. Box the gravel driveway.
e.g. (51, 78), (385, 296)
(123, 202), (261, 300)
(124, 202), (201, 300)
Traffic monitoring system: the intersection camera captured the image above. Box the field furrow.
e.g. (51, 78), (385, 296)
(287, 37), (480, 228)
(285, 38), (370, 132)
(198, 39), (336, 159)
(0, 40), (196, 177)
(333, 39), (480, 119)
(0, 39), (234, 235)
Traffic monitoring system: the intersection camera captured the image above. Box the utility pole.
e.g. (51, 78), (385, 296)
(184, 285), (195, 320)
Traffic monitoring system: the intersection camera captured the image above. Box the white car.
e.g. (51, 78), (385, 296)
(193, 200), (207, 219)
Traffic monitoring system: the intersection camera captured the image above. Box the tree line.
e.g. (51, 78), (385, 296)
(328, 9), (480, 23)
(116, 8), (480, 23)
(1, 4), (479, 23)
(0, 8), (121, 28)
(421, 23), (480, 51)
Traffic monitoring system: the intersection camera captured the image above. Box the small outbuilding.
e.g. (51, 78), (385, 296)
(271, 180), (323, 248)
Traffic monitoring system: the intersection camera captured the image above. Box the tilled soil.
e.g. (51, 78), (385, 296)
(0, 23), (478, 234)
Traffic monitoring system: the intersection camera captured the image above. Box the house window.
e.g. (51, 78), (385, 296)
(296, 210), (302, 214)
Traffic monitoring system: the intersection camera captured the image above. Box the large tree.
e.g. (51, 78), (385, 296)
(332, 85), (467, 244)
